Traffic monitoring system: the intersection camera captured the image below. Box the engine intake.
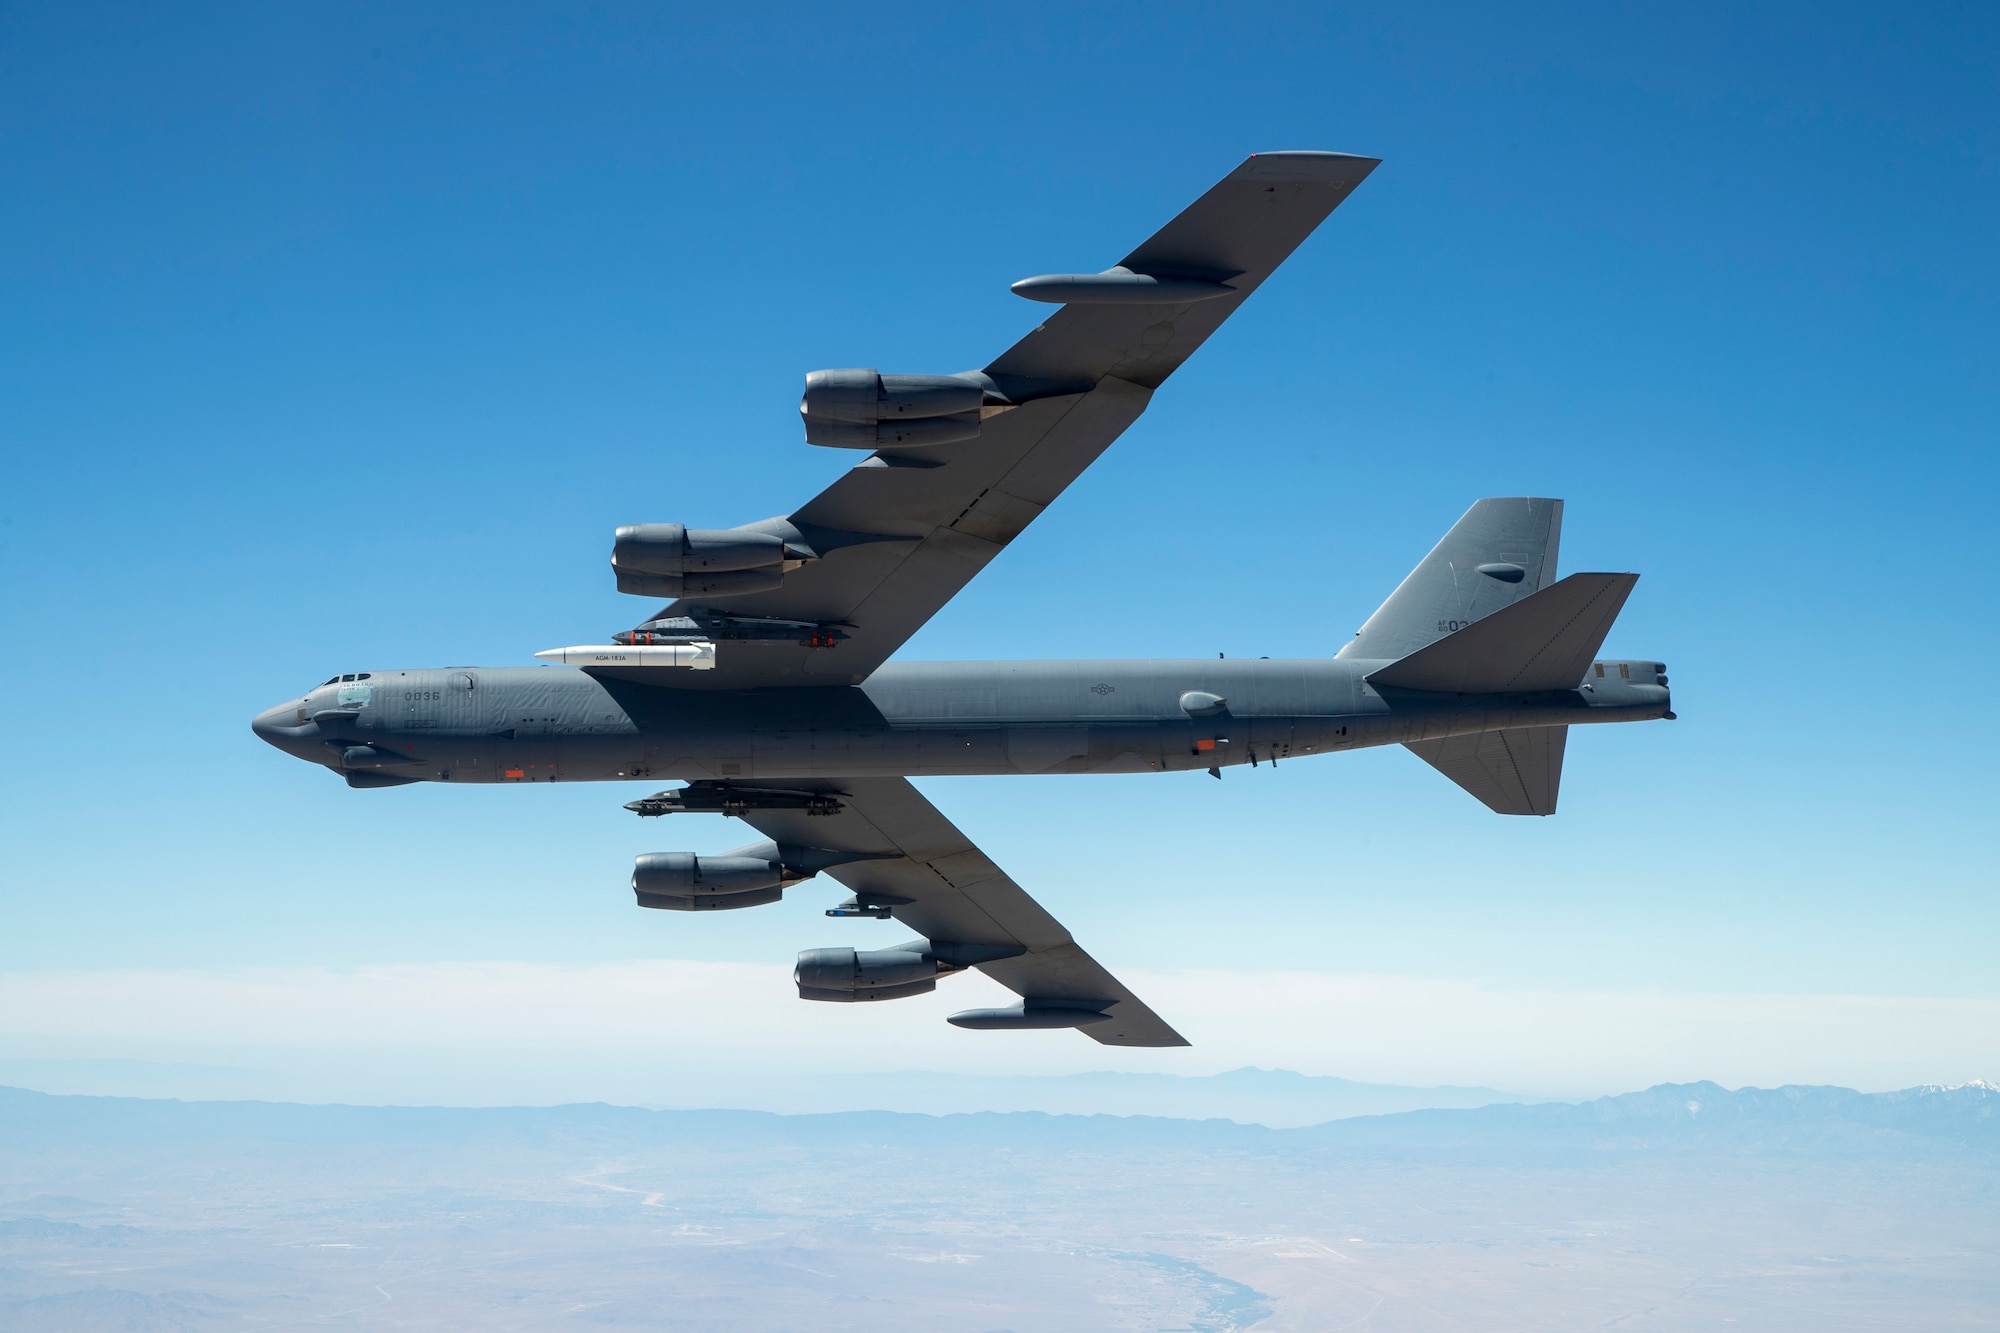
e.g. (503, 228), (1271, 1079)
(800, 369), (1000, 450)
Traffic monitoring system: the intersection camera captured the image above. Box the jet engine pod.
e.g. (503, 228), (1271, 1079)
(800, 369), (994, 449)
(633, 852), (787, 898)
(806, 414), (983, 450)
(611, 524), (806, 598)
(614, 567), (786, 598)
(633, 849), (786, 912)
(794, 945), (939, 1002)
(637, 887), (783, 913)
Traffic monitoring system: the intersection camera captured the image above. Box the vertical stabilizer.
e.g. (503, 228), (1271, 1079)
(1337, 498), (1563, 661)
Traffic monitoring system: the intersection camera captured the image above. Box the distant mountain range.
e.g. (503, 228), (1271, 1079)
(2, 1078), (1994, 1154)
(1301, 1078), (2000, 1155)
(765, 1065), (1527, 1126)
(19, 1058), (1987, 1139)
(0, 1059), (1523, 1126)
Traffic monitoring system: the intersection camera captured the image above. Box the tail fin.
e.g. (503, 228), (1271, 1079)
(1337, 498), (1563, 662)
(1384, 572), (1640, 817)
(1368, 572), (1638, 694)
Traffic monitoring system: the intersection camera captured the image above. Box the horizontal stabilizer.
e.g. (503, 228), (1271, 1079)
(1406, 726), (1568, 816)
(1367, 572), (1638, 694)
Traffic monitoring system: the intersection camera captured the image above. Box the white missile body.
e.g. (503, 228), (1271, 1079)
(535, 642), (716, 669)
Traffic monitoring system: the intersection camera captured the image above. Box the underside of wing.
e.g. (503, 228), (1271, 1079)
(602, 152), (1378, 691)
(701, 776), (1188, 1047)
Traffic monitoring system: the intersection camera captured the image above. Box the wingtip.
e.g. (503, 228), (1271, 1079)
(1237, 151), (1382, 183)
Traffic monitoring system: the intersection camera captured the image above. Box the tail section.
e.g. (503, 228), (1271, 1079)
(1367, 572), (1638, 694)
(1337, 498), (1563, 662)
(1384, 575), (1644, 816)
(1350, 497), (1657, 818)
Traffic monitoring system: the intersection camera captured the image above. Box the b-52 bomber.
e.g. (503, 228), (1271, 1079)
(253, 152), (1672, 1046)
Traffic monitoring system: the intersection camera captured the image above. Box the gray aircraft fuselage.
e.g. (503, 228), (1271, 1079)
(251, 656), (1670, 785)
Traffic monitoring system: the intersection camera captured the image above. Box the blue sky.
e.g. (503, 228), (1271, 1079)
(3, 2), (1996, 1097)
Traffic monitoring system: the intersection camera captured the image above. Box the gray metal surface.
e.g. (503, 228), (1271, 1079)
(1405, 725), (1570, 816)
(1366, 573), (1639, 694)
(720, 776), (1188, 1047)
(1338, 497), (1564, 663)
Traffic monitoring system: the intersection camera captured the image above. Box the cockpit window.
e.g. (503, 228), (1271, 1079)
(319, 676), (340, 687)
(318, 672), (371, 687)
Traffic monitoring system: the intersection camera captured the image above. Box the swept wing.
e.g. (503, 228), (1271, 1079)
(713, 776), (1188, 1047)
(636, 152), (1379, 690)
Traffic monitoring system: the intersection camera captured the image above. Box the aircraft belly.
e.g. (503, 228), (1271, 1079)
(491, 737), (560, 781)
(1081, 722), (1165, 773)
(1293, 715), (1364, 756)
(918, 727), (1013, 774)
(1006, 725), (1089, 773)
(553, 732), (649, 781)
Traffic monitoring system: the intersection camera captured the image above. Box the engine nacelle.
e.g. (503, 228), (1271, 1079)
(611, 523), (805, 599)
(800, 369), (991, 450)
(637, 887), (783, 913)
(794, 945), (940, 1003)
(634, 852), (787, 897)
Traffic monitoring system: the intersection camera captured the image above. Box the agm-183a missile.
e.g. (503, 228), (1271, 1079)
(535, 643), (716, 669)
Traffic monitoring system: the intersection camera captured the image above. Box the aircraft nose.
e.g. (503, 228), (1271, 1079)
(251, 701), (306, 749)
